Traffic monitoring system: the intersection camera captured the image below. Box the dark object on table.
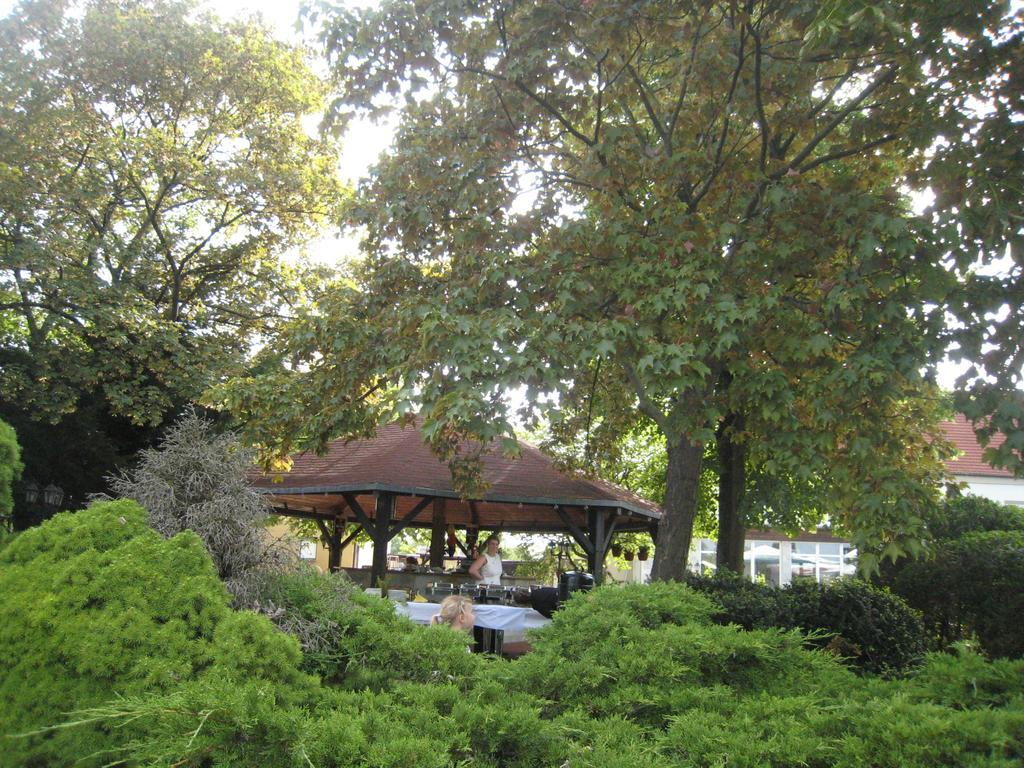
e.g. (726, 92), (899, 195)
(529, 586), (560, 618)
(473, 625), (504, 654)
(558, 571), (595, 603)
(509, 585), (532, 606)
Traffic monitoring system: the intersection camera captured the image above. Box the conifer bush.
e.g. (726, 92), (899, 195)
(0, 499), (317, 767)
(0, 500), (230, 765)
(0, 416), (22, 529)
(260, 567), (484, 688)
(900, 646), (1024, 710)
(503, 583), (853, 728)
(3, 506), (1023, 767)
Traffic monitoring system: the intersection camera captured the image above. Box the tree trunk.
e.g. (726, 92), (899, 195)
(429, 498), (447, 567)
(716, 413), (746, 574)
(650, 435), (706, 582)
(369, 492), (394, 587)
(327, 520), (343, 572)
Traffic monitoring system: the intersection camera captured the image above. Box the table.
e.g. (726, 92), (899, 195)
(395, 601), (551, 643)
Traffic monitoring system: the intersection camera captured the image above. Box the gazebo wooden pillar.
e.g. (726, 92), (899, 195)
(429, 498), (447, 567)
(344, 491), (435, 586)
(555, 505), (620, 584)
(314, 516), (364, 572)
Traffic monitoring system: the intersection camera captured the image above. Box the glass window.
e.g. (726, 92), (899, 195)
(299, 540), (317, 560)
(699, 539), (717, 574)
(819, 563), (842, 582)
(789, 540), (853, 583)
(842, 547), (858, 576)
(749, 544), (778, 585)
(790, 542), (817, 581)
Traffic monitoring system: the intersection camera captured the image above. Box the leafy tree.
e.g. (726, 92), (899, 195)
(0, 393), (165, 527)
(109, 408), (293, 607)
(900, 1), (1023, 477)
(0, 0), (343, 518)
(220, 0), (1017, 579)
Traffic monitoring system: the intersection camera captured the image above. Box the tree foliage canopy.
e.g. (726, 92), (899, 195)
(0, 0), (344, 426)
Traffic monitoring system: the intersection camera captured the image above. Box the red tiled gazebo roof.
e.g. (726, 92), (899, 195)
(250, 421), (661, 533)
(940, 414), (1014, 479)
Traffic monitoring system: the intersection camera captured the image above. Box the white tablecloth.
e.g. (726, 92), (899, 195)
(395, 602), (551, 642)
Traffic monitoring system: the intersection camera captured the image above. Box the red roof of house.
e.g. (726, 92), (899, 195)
(940, 414), (1014, 478)
(250, 421), (660, 532)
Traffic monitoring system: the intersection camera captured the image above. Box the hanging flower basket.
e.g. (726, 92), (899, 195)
(637, 546), (650, 561)
(624, 550), (635, 562)
(611, 543), (622, 557)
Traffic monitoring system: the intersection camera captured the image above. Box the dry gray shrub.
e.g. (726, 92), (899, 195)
(108, 407), (295, 607)
(253, 566), (361, 670)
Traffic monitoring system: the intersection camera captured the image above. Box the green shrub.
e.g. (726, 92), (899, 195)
(683, 571), (925, 676)
(552, 710), (678, 768)
(256, 565), (361, 676)
(503, 582), (853, 728)
(86, 673), (322, 768)
(0, 500), (229, 765)
(0, 416), (22, 526)
(920, 530), (1024, 659)
(681, 569), (791, 629)
(818, 696), (1024, 767)
(883, 495), (1024, 659)
(785, 579), (926, 676)
(5, 506), (1023, 768)
(0, 499), (320, 767)
(106, 584), (1024, 768)
(658, 692), (834, 767)
(927, 494), (1024, 540)
(902, 646), (1024, 710)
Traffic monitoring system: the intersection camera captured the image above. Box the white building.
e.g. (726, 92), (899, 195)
(940, 414), (1024, 507)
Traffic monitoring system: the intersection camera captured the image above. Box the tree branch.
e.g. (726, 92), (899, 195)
(625, 62), (671, 152)
(688, 23), (748, 209)
(622, 356), (668, 433)
(747, 20), (771, 172)
(776, 65), (897, 179)
(796, 133), (899, 174)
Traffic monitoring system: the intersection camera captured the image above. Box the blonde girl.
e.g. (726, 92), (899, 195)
(431, 595), (476, 632)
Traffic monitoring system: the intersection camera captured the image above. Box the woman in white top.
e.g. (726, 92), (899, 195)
(469, 535), (504, 584)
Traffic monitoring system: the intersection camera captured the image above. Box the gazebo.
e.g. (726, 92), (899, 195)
(250, 421), (661, 585)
